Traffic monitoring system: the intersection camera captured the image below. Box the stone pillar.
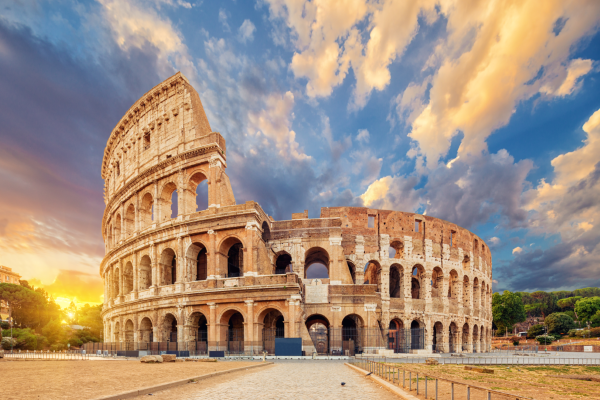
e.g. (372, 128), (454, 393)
(177, 169), (184, 221)
(207, 230), (217, 278)
(289, 295), (301, 337)
(292, 238), (304, 278)
(245, 300), (254, 353)
(153, 181), (160, 225)
(354, 236), (365, 284)
(208, 303), (217, 348)
(208, 156), (221, 208)
(132, 255), (138, 298)
(244, 222), (257, 276)
(150, 243), (157, 288)
(176, 237), (184, 292)
(118, 260), (124, 299)
(457, 328), (463, 353)
(425, 320), (433, 352)
(442, 322), (449, 353)
(135, 191), (140, 233)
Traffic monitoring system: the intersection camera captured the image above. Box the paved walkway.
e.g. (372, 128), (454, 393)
(143, 361), (399, 399)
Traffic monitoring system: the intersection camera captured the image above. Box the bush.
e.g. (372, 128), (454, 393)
(590, 327), (600, 337)
(0, 321), (9, 330)
(509, 335), (521, 346)
(1, 337), (17, 350)
(545, 313), (576, 336)
(528, 324), (545, 339)
(536, 335), (554, 345)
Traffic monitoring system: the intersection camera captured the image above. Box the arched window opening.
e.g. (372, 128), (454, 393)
(473, 278), (480, 309)
(262, 221), (270, 242)
(140, 193), (154, 229)
(170, 190), (178, 218)
(410, 320), (424, 350)
(275, 253), (292, 275)
(448, 270), (459, 299)
(197, 247), (207, 281)
(112, 267), (120, 299)
(342, 315), (363, 356)
(114, 214), (122, 244)
(188, 172), (208, 212)
(163, 314), (178, 342)
(227, 312), (245, 354)
(347, 261), (356, 284)
(159, 182), (177, 222)
(140, 317), (153, 343)
(462, 323), (469, 352)
(462, 254), (470, 270)
(463, 276), (470, 307)
(262, 309), (285, 354)
(389, 265), (402, 298)
(107, 225), (113, 248)
(125, 204), (135, 237)
(189, 312), (207, 349)
(411, 265), (424, 299)
(305, 247), (329, 279)
(389, 240), (404, 259)
(431, 267), (443, 298)
(139, 255), (152, 290)
(124, 320), (134, 342)
(143, 132), (151, 150)
(388, 319), (405, 353)
(306, 314), (329, 355)
(123, 262), (133, 294)
(433, 321), (444, 353)
(114, 321), (120, 342)
(227, 243), (243, 278)
(116, 161), (120, 176)
(364, 261), (381, 291)
(160, 248), (176, 286)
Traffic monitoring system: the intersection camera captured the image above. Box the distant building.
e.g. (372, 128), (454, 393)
(0, 266), (22, 320)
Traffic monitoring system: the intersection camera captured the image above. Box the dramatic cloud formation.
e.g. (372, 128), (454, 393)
(0, 0), (599, 300)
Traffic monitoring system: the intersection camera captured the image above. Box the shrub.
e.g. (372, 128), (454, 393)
(0, 321), (9, 330)
(567, 329), (578, 337)
(1, 337), (17, 350)
(509, 335), (521, 346)
(590, 327), (600, 337)
(528, 324), (545, 339)
(545, 313), (576, 335)
(536, 335), (554, 345)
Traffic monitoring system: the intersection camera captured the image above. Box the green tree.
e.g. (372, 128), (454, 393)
(591, 311), (600, 328)
(0, 283), (44, 338)
(573, 288), (600, 298)
(493, 291), (527, 333)
(574, 297), (600, 322)
(557, 296), (582, 310)
(530, 291), (557, 318)
(545, 313), (576, 335)
(527, 324), (545, 339)
(78, 304), (103, 340)
(41, 319), (65, 346)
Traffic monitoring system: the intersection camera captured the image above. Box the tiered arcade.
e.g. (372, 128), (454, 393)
(100, 72), (493, 355)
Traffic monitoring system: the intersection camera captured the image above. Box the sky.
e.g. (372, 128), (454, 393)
(1, 0), (600, 308)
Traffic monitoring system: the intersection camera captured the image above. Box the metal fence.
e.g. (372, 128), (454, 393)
(351, 359), (533, 400)
(3, 350), (89, 360)
(356, 354), (600, 366)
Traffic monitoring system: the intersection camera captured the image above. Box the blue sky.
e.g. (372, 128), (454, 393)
(1, 0), (600, 305)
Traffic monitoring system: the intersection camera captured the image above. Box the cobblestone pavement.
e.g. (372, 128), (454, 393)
(145, 361), (399, 399)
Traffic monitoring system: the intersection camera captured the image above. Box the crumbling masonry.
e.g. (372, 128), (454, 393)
(100, 72), (493, 355)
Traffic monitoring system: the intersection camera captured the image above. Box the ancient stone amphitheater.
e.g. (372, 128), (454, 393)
(99, 72), (492, 356)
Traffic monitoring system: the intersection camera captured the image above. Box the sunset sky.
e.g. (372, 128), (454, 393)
(1, 0), (600, 308)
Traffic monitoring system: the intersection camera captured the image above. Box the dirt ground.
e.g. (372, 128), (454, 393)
(383, 363), (600, 399)
(0, 359), (259, 400)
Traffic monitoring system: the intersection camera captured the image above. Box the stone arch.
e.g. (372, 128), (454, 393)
(480, 325), (485, 351)
(261, 221), (271, 242)
(463, 275), (470, 307)
(139, 255), (152, 290)
(188, 170), (208, 213)
(159, 247), (177, 286)
(124, 203), (135, 237)
(162, 313), (178, 342)
(473, 277), (480, 309)
(389, 240), (404, 259)
(274, 251), (292, 275)
(411, 264), (425, 299)
(112, 266), (120, 299)
(218, 236), (245, 278)
(462, 322), (470, 352)
(462, 254), (470, 270)
(159, 181), (178, 221)
(389, 263), (404, 298)
(124, 319), (134, 342)
(388, 318), (405, 353)
(219, 308), (245, 352)
(346, 260), (356, 284)
(364, 260), (381, 292)
(114, 321), (120, 342)
(186, 242), (208, 281)
(140, 192), (154, 229)
(472, 324), (479, 352)
(187, 311), (208, 343)
(432, 321), (444, 352)
(123, 261), (133, 294)
(449, 321), (458, 352)
(259, 308), (285, 352)
(306, 314), (330, 355)
(410, 319), (425, 350)
(341, 314), (364, 356)
(305, 247), (330, 279)
(139, 317), (153, 342)
(114, 213), (122, 244)
(431, 266), (443, 298)
(448, 269), (459, 299)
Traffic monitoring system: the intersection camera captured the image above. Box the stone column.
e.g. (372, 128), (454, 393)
(118, 260), (124, 299)
(354, 236), (365, 284)
(208, 156), (221, 208)
(177, 169), (184, 221)
(132, 254), (138, 299)
(150, 243), (157, 288)
(245, 300), (254, 353)
(207, 230), (217, 279)
(457, 328), (463, 353)
(289, 295), (301, 338)
(176, 236), (184, 292)
(208, 303), (217, 350)
(425, 320), (433, 353)
(153, 181), (160, 226)
(244, 222), (258, 276)
(135, 191), (140, 233)
(442, 322), (449, 353)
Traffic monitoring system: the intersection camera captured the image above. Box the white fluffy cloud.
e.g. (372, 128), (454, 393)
(238, 19), (256, 43)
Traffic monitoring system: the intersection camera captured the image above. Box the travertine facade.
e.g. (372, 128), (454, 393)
(100, 72), (492, 354)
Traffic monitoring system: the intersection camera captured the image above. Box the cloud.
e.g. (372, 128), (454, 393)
(356, 129), (370, 143)
(360, 175), (421, 212)
(29, 269), (104, 308)
(405, 0), (600, 170)
(540, 58), (594, 97)
(218, 8), (231, 32)
(512, 247), (523, 254)
(238, 19), (256, 43)
(488, 236), (501, 247)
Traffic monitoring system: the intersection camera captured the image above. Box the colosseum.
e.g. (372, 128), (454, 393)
(99, 72), (493, 356)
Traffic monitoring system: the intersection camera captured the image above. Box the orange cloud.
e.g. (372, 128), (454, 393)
(29, 269), (104, 308)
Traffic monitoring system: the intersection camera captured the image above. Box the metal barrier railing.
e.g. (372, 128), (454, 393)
(3, 350), (89, 360)
(351, 359), (534, 400)
(355, 354), (600, 366)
